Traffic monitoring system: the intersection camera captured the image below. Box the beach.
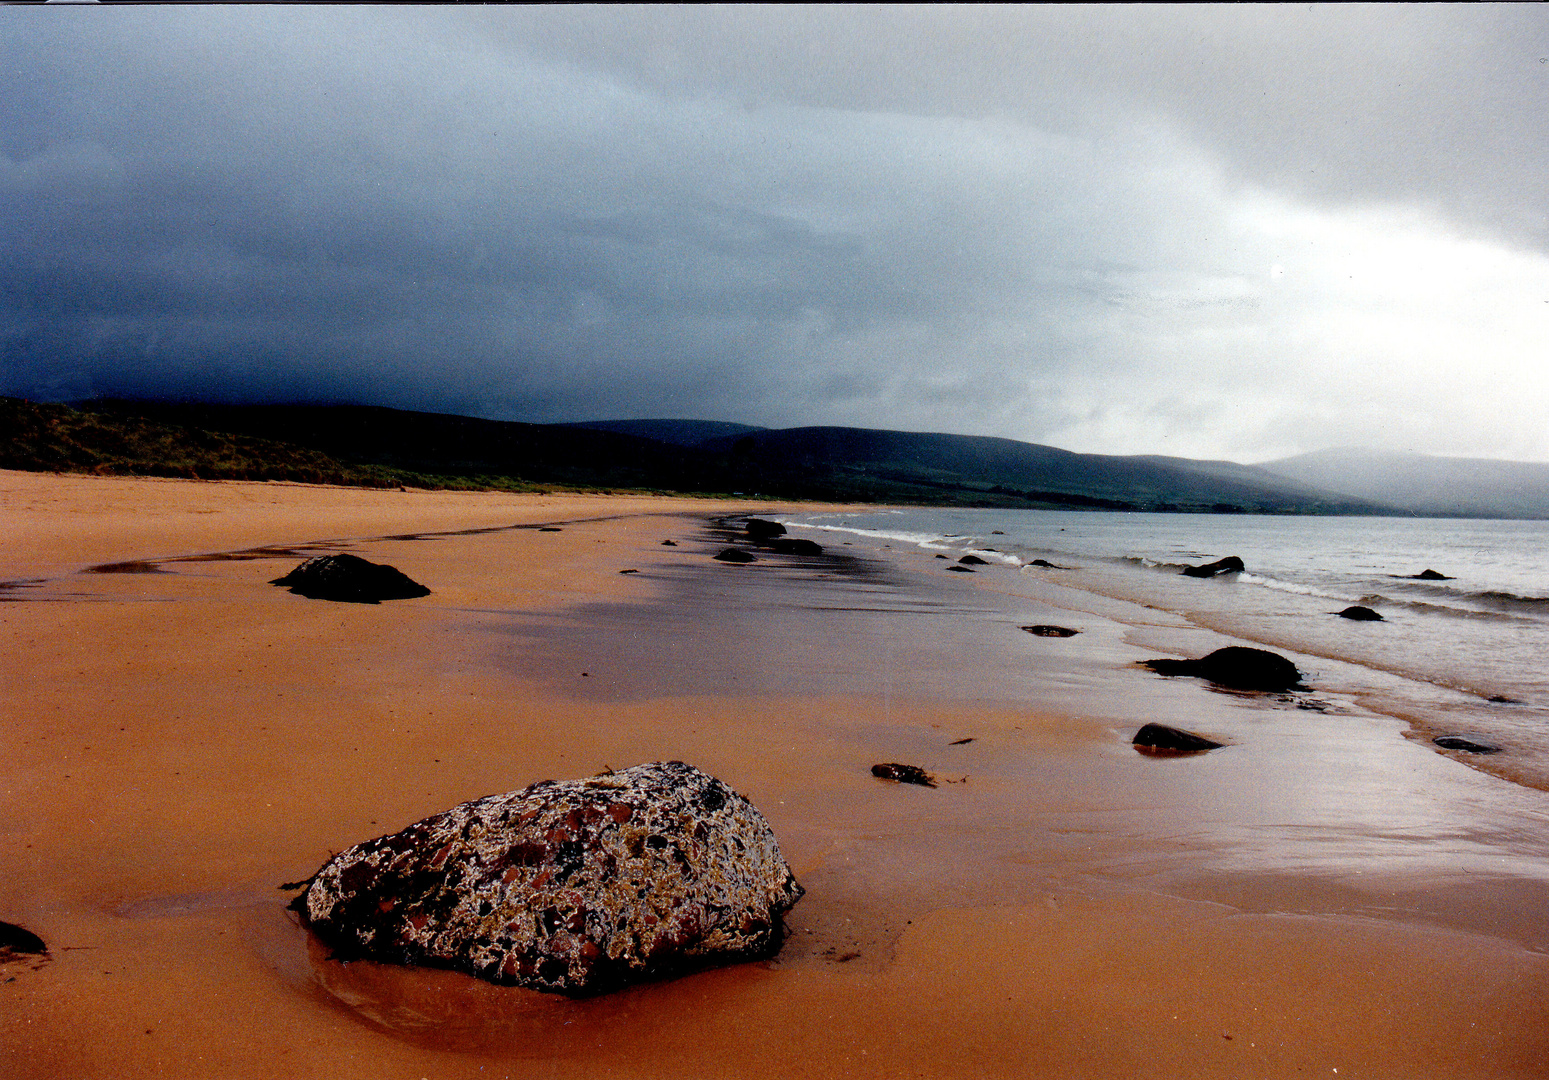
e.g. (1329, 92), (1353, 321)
(4, 471), (1549, 1079)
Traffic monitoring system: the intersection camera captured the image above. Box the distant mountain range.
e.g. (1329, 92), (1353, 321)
(4, 397), (1547, 518)
(1261, 447), (1549, 519)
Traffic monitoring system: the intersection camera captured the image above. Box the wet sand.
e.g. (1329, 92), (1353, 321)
(4, 470), (1549, 1078)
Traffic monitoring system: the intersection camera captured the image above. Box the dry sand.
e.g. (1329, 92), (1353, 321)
(4, 470), (1549, 1079)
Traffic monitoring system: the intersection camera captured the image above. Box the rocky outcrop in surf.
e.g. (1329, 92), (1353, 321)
(289, 761), (803, 997)
(1336, 605), (1384, 621)
(1141, 646), (1303, 691)
(744, 518), (786, 539)
(1181, 556), (1245, 578)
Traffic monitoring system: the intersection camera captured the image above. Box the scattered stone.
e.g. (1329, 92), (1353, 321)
(935, 554), (948, 559)
(713, 548), (756, 564)
(991, 531), (1005, 535)
(946, 565), (976, 573)
(290, 761), (803, 996)
(870, 763), (936, 788)
(769, 538), (824, 556)
(958, 555), (989, 565)
(1141, 646), (1304, 691)
(1181, 555), (1246, 578)
(1132, 723), (1224, 754)
(619, 569), (639, 575)
(744, 519), (787, 539)
(948, 737), (975, 746)
(1488, 695), (1520, 704)
(1336, 605), (1384, 621)
(661, 540), (678, 547)
(270, 553), (431, 604)
(1434, 735), (1502, 754)
(0, 922), (47, 960)
(538, 527), (563, 533)
(1405, 569), (1454, 580)
(1020, 625), (1080, 637)
(1026, 559), (1068, 569)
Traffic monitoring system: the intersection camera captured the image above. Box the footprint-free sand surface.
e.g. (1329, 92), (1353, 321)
(4, 471), (1549, 1078)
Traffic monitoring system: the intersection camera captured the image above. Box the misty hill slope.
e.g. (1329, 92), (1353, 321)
(558, 419), (766, 447)
(4, 397), (1401, 513)
(1263, 448), (1549, 519)
(702, 426), (1393, 514)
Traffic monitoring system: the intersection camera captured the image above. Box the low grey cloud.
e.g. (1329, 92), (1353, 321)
(3, 6), (1548, 462)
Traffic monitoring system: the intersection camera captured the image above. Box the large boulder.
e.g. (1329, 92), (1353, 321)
(1181, 556), (1245, 578)
(744, 518), (787, 539)
(289, 762), (803, 996)
(271, 553), (430, 604)
(1141, 646), (1304, 691)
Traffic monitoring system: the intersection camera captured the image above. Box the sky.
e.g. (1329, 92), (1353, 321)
(4, 5), (1549, 464)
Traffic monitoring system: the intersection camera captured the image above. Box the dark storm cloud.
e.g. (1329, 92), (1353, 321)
(3, 6), (1548, 459)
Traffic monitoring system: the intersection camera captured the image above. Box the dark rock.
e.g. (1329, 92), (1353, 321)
(1181, 556), (1246, 578)
(619, 569), (639, 575)
(769, 538), (824, 556)
(1141, 646), (1303, 691)
(1132, 723), (1224, 753)
(0, 921), (47, 958)
(1337, 605), (1383, 621)
(538, 527), (563, 533)
(713, 548), (756, 564)
(661, 540), (678, 547)
(290, 761), (803, 996)
(1027, 559), (1067, 569)
(958, 555), (989, 565)
(744, 518), (787, 539)
(1434, 735), (1502, 754)
(1407, 569), (1454, 580)
(870, 763), (936, 788)
(1020, 625), (1080, 637)
(946, 565), (976, 573)
(1488, 695), (1520, 704)
(271, 553), (431, 604)
(991, 531), (1005, 535)
(948, 737), (975, 745)
(935, 554), (948, 559)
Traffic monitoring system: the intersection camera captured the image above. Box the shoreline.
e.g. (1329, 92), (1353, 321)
(4, 471), (1549, 1078)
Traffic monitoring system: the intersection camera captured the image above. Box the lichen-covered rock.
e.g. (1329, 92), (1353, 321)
(271, 553), (430, 603)
(290, 762), (803, 996)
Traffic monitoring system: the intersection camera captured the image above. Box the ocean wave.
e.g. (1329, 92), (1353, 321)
(1356, 591), (1535, 623)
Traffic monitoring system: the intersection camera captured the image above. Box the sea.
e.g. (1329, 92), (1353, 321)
(778, 507), (1549, 792)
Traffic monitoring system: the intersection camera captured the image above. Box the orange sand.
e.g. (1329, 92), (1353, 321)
(3, 470), (1548, 1079)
